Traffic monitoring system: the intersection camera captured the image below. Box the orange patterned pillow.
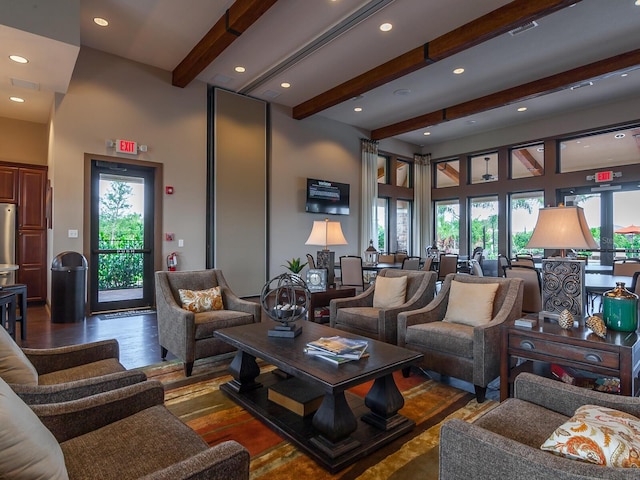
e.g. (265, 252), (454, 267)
(541, 404), (640, 467)
(178, 287), (224, 313)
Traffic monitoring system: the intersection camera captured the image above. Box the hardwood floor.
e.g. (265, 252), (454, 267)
(17, 305), (175, 370)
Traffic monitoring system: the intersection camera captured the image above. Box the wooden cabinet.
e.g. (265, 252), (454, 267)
(0, 161), (48, 303)
(0, 166), (18, 203)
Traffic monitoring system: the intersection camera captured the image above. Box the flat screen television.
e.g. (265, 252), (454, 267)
(305, 178), (350, 216)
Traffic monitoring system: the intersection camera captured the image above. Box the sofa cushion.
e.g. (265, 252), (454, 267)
(194, 310), (256, 340)
(443, 280), (499, 327)
(0, 324), (38, 385)
(405, 321), (474, 359)
(179, 286), (224, 313)
(540, 404), (640, 467)
(38, 358), (125, 385)
(0, 377), (69, 479)
(373, 275), (407, 308)
(335, 307), (380, 336)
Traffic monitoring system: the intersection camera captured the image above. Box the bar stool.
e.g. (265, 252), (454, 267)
(1, 284), (27, 339)
(0, 291), (17, 339)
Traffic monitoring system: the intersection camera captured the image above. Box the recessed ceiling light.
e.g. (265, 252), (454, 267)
(93, 17), (109, 27)
(9, 55), (28, 64)
(453, 68), (465, 75)
(517, 107), (527, 112)
(234, 66), (246, 73)
(621, 73), (628, 77)
(280, 82), (291, 88)
(354, 107), (363, 112)
(10, 97), (25, 103)
(379, 23), (392, 32)
(423, 132), (431, 136)
(636, 0), (640, 6)
(393, 88), (411, 96)
(615, 133), (626, 139)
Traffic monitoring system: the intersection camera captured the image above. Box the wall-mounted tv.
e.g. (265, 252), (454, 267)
(305, 178), (350, 216)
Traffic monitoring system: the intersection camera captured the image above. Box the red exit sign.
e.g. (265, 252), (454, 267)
(595, 170), (613, 183)
(116, 139), (137, 154)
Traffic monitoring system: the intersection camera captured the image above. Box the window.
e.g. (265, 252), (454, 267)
(470, 196), (499, 260)
(511, 144), (544, 179)
(470, 153), (498, 184)
(434, 159), (459, 188)
(510, 191), (544, 257)
(377, 152), (414, 254)
(435, 200), (460, 253)
(560, 126), (640, 173)
(613, 190), (640, 258)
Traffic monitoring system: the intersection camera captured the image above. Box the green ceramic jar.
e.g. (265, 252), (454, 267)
(603, 282), (638, 332)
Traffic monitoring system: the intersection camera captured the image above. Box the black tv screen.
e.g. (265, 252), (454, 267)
(306, 178), (350, 216)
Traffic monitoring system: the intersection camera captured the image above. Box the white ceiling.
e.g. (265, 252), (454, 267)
(2, 0), (640, 147)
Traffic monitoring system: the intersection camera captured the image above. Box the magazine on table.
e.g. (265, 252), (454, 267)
(304, 336), (369, 364)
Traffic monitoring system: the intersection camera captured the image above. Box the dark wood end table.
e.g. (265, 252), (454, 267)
(215, 321), (422, 472)
(308, 287), (356, 323)
(500, 315), (640, 401)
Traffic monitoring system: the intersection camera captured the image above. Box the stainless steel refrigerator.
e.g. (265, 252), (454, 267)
(0, 203), (17, 286)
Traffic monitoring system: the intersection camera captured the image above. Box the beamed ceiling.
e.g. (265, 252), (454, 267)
(2, 0), (640, 148)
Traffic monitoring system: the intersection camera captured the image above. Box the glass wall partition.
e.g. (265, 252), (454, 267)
(510, 143), (544, 179)
(613, 190), (640, 258)
(509, 191), (544, 257)
(470, 153), (498, 184)
(434, 159), (460, 188)
(435, 199), (460, 254)
(376, 197), (388, 252)
(470, 196), (499, 260)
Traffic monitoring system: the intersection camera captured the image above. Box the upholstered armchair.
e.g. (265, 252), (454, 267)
(330, 269), (437, 345)
(155, 269), (261, 376)
(397, 273), (523, 402)
(440, 372), (640, 479)
(0, 376), (250, 479)
(0, 326), (146, 403)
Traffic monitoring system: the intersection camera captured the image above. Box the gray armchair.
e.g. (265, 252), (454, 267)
(397, 273), (523, 402)
(440, 372), (640, 479)
(0, 376), (250, 479)
(330, 269), (437, 345)
(155, 269), (261, 376)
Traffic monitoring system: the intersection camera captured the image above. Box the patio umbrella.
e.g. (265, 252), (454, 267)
(614, 225), (640, 235)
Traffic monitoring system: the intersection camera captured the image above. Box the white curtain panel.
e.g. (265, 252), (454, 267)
(360, 139), (379, 256)
(413, 153), (432, 256)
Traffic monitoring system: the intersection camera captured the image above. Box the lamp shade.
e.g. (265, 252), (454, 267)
(526, 206), (598, 250)
(305, 219), (348, 250)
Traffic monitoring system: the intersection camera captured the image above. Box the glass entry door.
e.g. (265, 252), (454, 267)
(89, 160), (155, 313)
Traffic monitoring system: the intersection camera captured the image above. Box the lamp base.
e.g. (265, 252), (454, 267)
(317, 250), (335, 287)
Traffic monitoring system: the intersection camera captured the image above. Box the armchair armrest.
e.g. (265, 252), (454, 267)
(12, 370), (147, 404)
(514, 372), (640, 418)
(32, 380), (165, 443)
(439, 418), (629, 479)
(221, 287), (261, 322)
(24, 339), (121, 375)
(329, 287), (375, 321)
(140, 441), (250, 480)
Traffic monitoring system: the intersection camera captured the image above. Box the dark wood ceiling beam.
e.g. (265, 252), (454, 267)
(292, 0), (580, 120)
(513, 149), (543, 176)
(172, 0), (278, 88)
(372, 48), (640, 140)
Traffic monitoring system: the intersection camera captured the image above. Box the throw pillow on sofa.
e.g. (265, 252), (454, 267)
(372, 275), (407, 308)
(443, 280), (499, 327)
(0, 326), (38, 385)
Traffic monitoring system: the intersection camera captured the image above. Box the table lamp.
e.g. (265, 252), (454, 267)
(305, 219), (348, 286)
(526, 205), (598, 320)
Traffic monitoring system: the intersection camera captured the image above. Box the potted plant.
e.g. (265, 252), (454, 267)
(282, 257), (307, 278)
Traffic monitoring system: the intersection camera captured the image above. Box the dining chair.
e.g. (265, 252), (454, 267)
(421, 256), (434, 272)
(339, 255), (365, 291)
(437, 254), (458, 282)
(613, 258), (640, 277)
(394, 251), (408, 263)
(378, 253), (395, 263)
(504, 265), (542, 314)
(470, 260), (484, 276)
(498, 254), (511, 276)
(402, 256), (421, 270)
(510, 258), (535, 268)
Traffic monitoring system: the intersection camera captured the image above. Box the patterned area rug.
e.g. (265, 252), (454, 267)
(140, 358), (498, 480)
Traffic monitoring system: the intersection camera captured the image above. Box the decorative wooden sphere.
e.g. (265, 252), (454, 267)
(558, 309), (574, 329)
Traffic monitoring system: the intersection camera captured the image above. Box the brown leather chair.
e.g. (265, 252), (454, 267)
(505, 265), (542, 314)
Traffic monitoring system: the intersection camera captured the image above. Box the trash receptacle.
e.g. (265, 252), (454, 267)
(51, 251), (87, 323)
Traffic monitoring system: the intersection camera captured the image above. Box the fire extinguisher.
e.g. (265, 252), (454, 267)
(167, 252), (178, 271)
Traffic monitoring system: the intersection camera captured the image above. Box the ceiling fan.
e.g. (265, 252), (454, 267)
(482, 157), (496, 181)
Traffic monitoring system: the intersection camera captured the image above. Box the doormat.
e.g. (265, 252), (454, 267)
(97, 309), (156, 320)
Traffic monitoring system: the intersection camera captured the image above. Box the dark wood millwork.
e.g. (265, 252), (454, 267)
(0, 162), (47, 303)
(172, 0), (279, 87)
(215, 321), (421, 473)
(500, 317), (640, 401)
(292, 0), (580, 120)
(372, 48), (640, 140)
(0, 166), (18, 203)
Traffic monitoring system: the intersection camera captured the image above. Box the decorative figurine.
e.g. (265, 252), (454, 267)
(586, 315), (607, 338)
(558, 309), (574, 329)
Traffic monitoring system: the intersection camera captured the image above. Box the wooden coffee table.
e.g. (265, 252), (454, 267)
(215, 321), (422, 473)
